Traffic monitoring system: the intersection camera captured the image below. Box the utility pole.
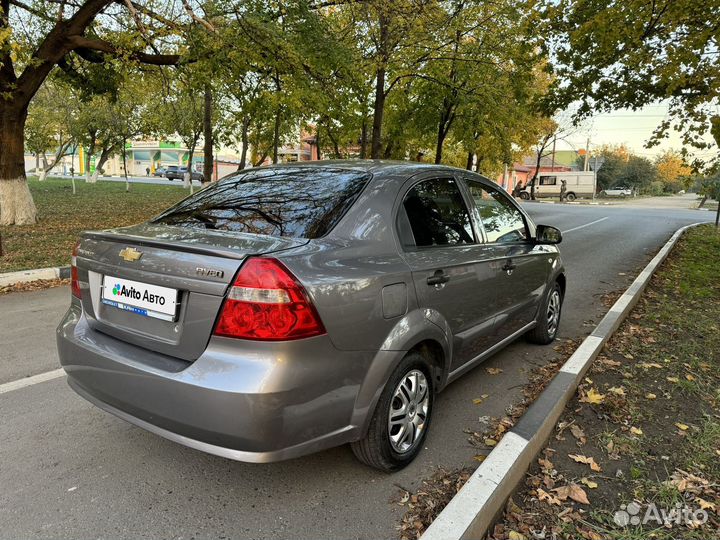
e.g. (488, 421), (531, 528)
(550, 137), (557, 171)
(583, 137), (590, 171)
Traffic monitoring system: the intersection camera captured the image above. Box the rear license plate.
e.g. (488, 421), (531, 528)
(101, 276), (178, 321)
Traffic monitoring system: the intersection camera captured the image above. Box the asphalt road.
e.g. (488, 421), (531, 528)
(0, 197), (712, 540)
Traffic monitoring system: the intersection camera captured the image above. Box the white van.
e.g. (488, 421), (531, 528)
(518, 172), (596, 201)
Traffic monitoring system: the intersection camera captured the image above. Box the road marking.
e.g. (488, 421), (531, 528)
(562, 216), (609, 234)
(0, 369), (65, 395)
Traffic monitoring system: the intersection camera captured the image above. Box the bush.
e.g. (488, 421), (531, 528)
(648, 180), (665, 195)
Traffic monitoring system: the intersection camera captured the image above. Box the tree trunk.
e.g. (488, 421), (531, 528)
(530, 151), (543, 200)
(239, 117), (249, 170)
(272, 108), (281, 164)
(122, 137), (130, 192)
(184, 147), (194, 190)
(0, 104), (37, 225)
(360, 117), (368, 159)
(85, 131), (96, 183)
(371, 67), (386, 160)
(90, 146), (111, 183)
(203, 84), (213, 183)
(271, 72), (282, 165)
(465, 152), (474, 170)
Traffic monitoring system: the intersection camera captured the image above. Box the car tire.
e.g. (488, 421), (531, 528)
(351, 352), (433, 472)
(519, 192), (530, 200)
(566, 192), (577, 201)
(526, 282), (563, 345)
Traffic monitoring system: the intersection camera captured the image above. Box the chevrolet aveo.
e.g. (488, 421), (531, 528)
(57, 161), (565, 472)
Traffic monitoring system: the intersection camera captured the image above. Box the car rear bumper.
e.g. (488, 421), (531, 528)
(57, 304), (374, 462)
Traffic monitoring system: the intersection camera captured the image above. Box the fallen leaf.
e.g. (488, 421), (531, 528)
(508, 531), (526, 540)
(666, 376), (680, 383)
(553, 484), (590, 504)
(580, 387), (605, 405)
(685, 374), (695, 381)
(645, 393), (657, 400)
(570, 424), (586, 443)
(675, 422), (689, 431)
(486, 367), (503, 375)
(484, 438), (498, 447)
(608, 386), (626, 396)
(630, 427), (643, 436)
(538, 457), (554, 470)
(599, 358), (622, 368)
(697, 498), (716, 511)
(638, 362), (663, 369)
(537, 488), (562, 506)
(584, 377), (593, 384)
(580, 477), (598, 489)
(473, 454), (486, 463)
(569, 454), (602, 472)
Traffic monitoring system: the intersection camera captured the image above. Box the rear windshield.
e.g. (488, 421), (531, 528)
(152, 167), (371, 239)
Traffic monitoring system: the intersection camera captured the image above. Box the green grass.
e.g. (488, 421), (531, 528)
(0, 176), (188, 272)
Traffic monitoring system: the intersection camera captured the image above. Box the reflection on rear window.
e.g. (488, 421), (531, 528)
(153, 167), (371, 238)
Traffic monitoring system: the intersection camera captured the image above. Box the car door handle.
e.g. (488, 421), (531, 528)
(427, 270), (450, 286)
(502, 260), (517, 274)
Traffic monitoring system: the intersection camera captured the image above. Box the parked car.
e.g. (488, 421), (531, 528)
(164, 165), (204, 182)
(57, 162), (565, 471)
(153, 167), (167, 177)
(518, 172), (596, 201)
(601, 186), (633, 197)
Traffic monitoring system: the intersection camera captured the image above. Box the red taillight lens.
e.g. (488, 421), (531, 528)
(214, 258), (326, 341)
(71, 241), (81, 299)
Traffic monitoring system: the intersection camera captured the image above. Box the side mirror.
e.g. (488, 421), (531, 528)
(535, 224), (562, 244)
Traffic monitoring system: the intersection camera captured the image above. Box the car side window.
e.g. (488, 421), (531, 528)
(401, 178), (475, 247)
(466, 181), (528, 243)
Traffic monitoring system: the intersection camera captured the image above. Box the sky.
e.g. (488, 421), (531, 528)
(554, 101), (717, 163)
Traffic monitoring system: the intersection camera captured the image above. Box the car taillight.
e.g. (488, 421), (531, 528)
(214, 258), (326, 341)
(71, 242), (81, 298)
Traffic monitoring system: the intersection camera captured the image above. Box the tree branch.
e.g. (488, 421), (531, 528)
(67, 35), (180, 65)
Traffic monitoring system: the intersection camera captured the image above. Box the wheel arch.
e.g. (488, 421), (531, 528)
(349, 310), (451, 439)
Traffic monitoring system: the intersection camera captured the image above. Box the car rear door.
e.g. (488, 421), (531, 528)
(396, 174), (501, 371)
(462, 177), (555, 339)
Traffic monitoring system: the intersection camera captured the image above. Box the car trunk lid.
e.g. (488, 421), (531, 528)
(76, 223), (308, 361)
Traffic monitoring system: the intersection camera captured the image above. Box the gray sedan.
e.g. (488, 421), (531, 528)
(57, 161), (565, 471)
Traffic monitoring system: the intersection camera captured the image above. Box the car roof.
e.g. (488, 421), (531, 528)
(250, 159), (470, 178)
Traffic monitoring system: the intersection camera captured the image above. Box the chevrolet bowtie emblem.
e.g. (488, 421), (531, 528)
(119, 247), (143, 262)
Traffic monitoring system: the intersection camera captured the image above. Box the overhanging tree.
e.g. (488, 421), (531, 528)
(540, 0), (720, 169)
(0, 0), (191, 225)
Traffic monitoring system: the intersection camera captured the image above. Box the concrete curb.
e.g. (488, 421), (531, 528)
(0, 266), (71, 287)
(421, 221), (710, 540)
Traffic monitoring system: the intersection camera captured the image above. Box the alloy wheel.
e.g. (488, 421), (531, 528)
(547, 289), (561, 337)
(387, 369), (430, 453)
